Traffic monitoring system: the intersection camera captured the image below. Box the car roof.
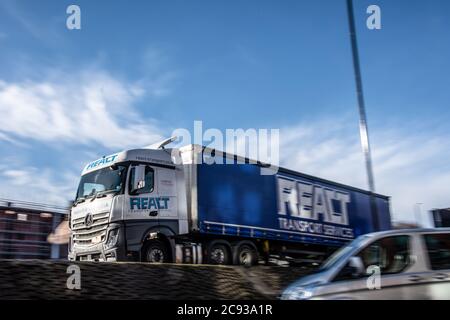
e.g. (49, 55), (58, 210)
(365, 228), (450, 238)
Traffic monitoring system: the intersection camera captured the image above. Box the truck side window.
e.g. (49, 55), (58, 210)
(424, 233), (450, 271)
(129, 166), (154, 194)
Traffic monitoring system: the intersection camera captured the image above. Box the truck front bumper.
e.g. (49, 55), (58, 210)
(68, 244), (123, 262)
(68, 223), (126, 262)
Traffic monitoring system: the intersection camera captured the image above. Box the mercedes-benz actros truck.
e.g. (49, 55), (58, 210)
(68, 139), (391, 266)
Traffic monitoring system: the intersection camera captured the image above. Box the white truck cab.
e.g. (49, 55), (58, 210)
(68, 142), (190, 262)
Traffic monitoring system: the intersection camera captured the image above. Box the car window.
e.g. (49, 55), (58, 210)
(319, 235), (371, 272)
(358, 235), (410, 275)
(333, 235), (411, 281)
(424, 233), (450, 271)
(128, 166), (155, 194)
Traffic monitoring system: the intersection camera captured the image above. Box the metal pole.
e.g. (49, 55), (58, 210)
(414, 203), (423, 227)
(346, 0), (376, 193)
(346, 0), (379, 229)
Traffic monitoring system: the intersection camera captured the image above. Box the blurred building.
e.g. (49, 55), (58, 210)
(0, 199), (69, 259)
(432, 208), (450, 228)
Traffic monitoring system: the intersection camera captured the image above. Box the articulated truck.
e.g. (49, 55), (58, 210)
(68, 140), (391, 266)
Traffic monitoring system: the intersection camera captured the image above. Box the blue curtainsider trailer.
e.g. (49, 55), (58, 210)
(196, 162), (391, 245)
(192, 151), (391, 265)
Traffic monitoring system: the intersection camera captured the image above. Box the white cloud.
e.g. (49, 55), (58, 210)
(0, 166), (79, 205)
(278, 118), (450, 226)
(0, 64), (176, 206)
(0, 131), (27, 146)
(0, 69), (168, 149)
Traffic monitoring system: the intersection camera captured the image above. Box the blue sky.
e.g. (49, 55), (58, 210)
(0, 0), (449, 225)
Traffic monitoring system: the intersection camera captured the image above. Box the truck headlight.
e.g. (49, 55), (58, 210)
(105, 228), (120, 249)
(68, 234), (73, 252)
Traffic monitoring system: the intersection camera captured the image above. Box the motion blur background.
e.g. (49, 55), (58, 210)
(0, 199), (68, 259)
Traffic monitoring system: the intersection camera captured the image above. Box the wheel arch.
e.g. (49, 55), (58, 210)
(141, 226), (176, 262)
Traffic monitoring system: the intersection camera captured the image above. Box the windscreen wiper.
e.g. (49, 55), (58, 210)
(90, 190), (109, 202)
(73, 197), (86, 207)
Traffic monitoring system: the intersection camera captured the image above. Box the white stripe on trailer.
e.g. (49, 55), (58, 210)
(203, 221), (352, 241)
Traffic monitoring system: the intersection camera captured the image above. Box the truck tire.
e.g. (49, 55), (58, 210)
(235, 244), (258, 267)
(142, 240), (169, 263)
(207, 243), (231, 265)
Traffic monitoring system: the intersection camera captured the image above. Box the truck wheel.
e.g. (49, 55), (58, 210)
(236, 244), (258, 267)
(142, 240), (168, 263)
(207, 243), (230, 265)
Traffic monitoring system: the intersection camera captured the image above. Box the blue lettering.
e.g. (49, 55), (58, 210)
(130, 198), (141, 210)
(129, 197), (170, 211)
(160, 197), (169, 209)
(86, 154), (118, 170)
(148, 198), (158, 209)
(105, 154), (117, 164)
(156, 198), (162, 209)
(141, 198), (148, 210)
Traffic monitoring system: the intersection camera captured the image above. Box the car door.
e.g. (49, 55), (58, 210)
(319, 235), (413, 300)
(422, 232), (450, 299)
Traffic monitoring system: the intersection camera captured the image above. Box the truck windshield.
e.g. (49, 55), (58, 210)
(76, 165), (126, 200)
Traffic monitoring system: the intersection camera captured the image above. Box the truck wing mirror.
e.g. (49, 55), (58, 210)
(131, 165), (146, 193)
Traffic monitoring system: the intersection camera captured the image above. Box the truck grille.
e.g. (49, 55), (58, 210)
(72, 212), (109, 245)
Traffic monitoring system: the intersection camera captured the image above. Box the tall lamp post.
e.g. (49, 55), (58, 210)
(346, 0), (379, 229)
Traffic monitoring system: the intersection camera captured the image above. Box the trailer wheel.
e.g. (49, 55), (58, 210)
(236, 244), (258, 267)
(142, 240), (168, 263)
(207, 243), (231, 265)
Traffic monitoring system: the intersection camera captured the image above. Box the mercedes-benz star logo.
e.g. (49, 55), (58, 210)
(84, 213), (93, 228)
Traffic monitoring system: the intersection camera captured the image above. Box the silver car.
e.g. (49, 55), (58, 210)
(281, 228), (450, 300)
